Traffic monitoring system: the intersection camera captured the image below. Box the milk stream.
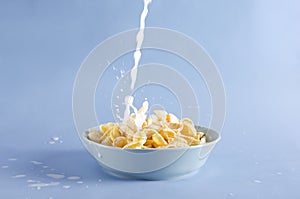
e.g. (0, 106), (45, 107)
(130, 0), (152, 90)
(122, 0), (152, 129)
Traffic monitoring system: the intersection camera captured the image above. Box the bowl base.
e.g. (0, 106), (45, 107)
(102, 166), (199, 181)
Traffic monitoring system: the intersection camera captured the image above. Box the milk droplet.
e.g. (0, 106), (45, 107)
(63, 185), (71, 189)
(12, 174), (26, 178)
(120, 70), (125, 77)
(30, 161), (43, 165)
(29, 182), (60, 188)
(51, 136), (60, 141)
(253, 179), (262, 184)
(67, 176), (80, 180)
(228, 193), (234, 197)
(116, 114), (122, 120)
(1, 165), (8, 169)
(46, 173), (65, 179)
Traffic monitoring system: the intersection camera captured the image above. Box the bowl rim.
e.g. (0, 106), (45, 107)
(81, 125), (221, 151)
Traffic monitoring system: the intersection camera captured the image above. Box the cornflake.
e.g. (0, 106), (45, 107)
(88, 109), (206, 149)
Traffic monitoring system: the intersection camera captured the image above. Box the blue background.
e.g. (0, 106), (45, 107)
(1, 0), (300, 198)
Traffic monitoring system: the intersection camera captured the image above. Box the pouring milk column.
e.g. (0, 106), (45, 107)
(123, 0), (152, 129)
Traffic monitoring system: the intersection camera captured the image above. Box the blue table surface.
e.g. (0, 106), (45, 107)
(1, 0), (300, 198)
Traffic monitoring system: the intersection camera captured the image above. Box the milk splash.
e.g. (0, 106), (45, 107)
(123, 95), (148, 129)
(123, 0), (151, 128)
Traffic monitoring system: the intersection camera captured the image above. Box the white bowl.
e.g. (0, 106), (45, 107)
(79, 126), (220, 180)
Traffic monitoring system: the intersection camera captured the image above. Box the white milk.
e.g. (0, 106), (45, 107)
(122, 0), (152, 128)
(130, 0), (152, 90)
